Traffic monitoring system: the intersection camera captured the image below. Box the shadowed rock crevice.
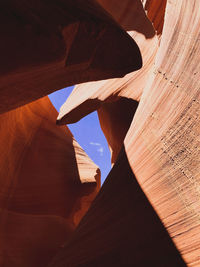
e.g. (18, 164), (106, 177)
(98, 97), (139, 164)
(49, 147), (187, 267)
(142, 0), (167, 35)
(98, 0), (155, 38)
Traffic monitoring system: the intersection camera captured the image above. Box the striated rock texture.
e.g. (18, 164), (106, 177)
(50, 0), (200, 266)
(0, 97), (100, 267)
(0, 0), (142, 114)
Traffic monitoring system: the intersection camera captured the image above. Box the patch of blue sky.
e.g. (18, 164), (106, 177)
(49, 86), (111, 184)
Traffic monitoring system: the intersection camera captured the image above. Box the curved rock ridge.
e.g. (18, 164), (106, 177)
(0, 0), (142, 114)
(56, 0), (158, 126)
(124, 0), (200, 265)
(49, 148), (186, 267)
(0, 96), (100, 267)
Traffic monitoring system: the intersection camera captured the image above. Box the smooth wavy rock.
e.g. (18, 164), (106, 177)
(0, 97), (100, 267)
(0, 0), (142, 114)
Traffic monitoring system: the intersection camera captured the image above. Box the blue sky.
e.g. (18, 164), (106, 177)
(49, 86), (111, 184)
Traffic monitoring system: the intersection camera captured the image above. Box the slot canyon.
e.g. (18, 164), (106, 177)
(0, 1), (200, 266)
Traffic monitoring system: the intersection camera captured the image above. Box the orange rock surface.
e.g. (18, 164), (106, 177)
(0, 0), (141, 114)
(0, 97), (100, 266)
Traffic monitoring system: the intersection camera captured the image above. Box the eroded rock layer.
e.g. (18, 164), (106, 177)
(0, 97), (100, 267)
(0, 0), (142, 114)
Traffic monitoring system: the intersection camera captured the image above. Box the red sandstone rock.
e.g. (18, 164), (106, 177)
(0, 97), (100, 267)
(0, 0), (142, 114)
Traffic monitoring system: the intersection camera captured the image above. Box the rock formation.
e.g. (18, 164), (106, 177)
(0, 97), (100, 267)
(1, 0), (200, 266)
(0, 0), (141, 114)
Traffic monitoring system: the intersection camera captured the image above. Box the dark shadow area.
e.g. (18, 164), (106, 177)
(98, 97), (139, 164)
(0, 1), (142, 115)
(144, 0), (167, 35)
(98, 0), (155, 38)
(50, 146), (187, 267)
